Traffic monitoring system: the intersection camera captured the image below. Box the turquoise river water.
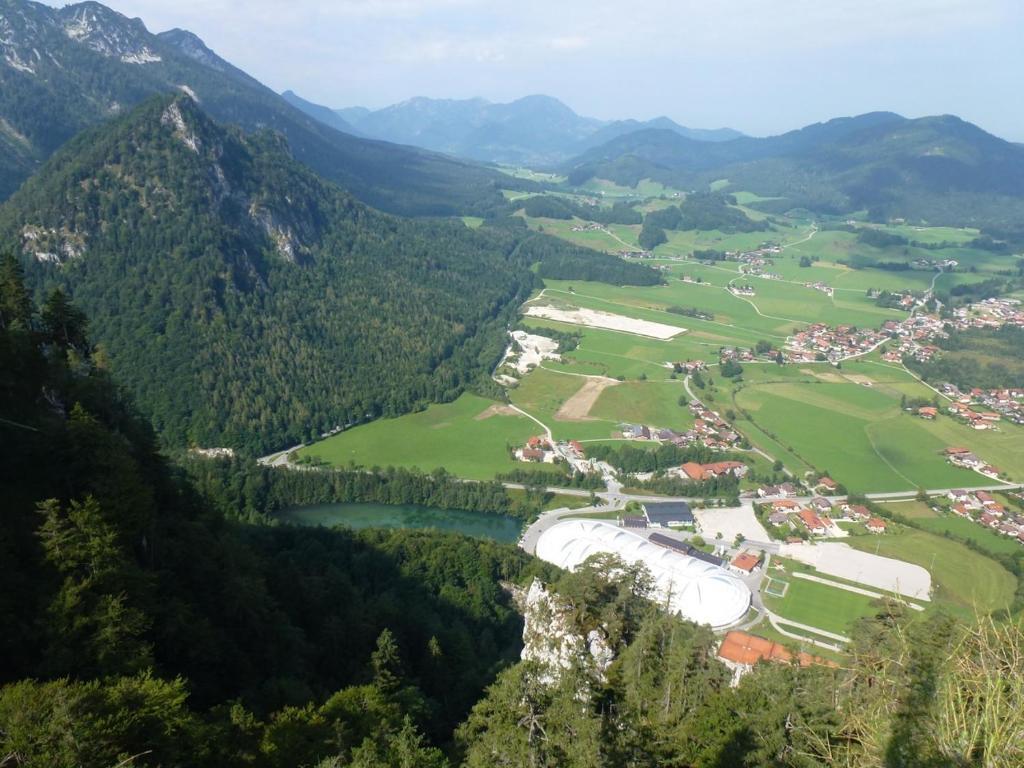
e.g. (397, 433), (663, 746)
(278, 502), (523, 543)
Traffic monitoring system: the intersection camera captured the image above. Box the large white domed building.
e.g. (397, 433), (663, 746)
(535, 519), (751, 629)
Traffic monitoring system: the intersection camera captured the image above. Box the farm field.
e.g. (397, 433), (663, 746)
(842, 529), (1017, 618)
(297, 393), (547, 481)
(589, 380), (694, 432)
(732, 379), (982, 492)
(729, 360), (1022, 492)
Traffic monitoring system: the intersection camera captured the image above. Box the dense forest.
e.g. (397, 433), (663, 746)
(905, 326), (1024, 389)
(638, 193), (767, 251)
(0, 96), (534, 454)
(0, 96), (659, 456)
(520, 195), (642, 225)
(2, 257), (1022, 766)
(0, 256), (554, 765)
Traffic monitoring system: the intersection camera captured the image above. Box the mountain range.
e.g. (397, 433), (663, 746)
(0, 0), (521, 214)
(563, 112), (1024, 229)
(284, 92), (744, 166)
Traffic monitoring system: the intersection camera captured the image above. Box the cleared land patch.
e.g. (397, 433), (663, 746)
(524, 304), (687, 339)
(555, 377), (620, 421)
(842, 530), (1016, 618)
(475, 403), (519, 420)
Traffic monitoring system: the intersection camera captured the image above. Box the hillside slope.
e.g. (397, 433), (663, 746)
(564, 113), (1024, 228)
(0, 95), (535, 453)
(0, 0), (518, 214)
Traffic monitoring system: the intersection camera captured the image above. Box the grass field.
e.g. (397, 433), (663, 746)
(843, 530), (1017, 618)
(298, 393), (548, 481)
(913, 516), (1024, 557)
(761, 563), (882, 636)
(729, 360), (1021, 492)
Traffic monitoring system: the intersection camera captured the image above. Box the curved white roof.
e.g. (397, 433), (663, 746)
(536, 520), (751, 629)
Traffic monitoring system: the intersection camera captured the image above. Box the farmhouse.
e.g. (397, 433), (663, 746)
(643, 502), (694, 528)
(798, 508), (828, 536)
(846, 505), (872, 521)
(917, 406), (938, 420)
(810, 497), (833, 513)
(677, 460), (748, 481)
(811, 479), (835, 495)
(536, 520), (751, 628)
(771, 499), (801, 514)
(866, 518), (887, 534)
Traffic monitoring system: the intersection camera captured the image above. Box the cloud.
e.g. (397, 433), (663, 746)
(547, 35), (588, 52)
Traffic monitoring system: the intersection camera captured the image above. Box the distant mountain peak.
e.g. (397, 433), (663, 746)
(157, 28), (229, 73)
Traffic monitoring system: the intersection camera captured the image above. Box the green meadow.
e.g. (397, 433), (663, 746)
(843, 529), (1017, 618)
(298, 394), (547, 481)
(727, 360), (1024, 491)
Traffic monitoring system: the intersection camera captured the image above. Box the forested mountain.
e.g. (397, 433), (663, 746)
(314, 93), (742, 166)
(564, 113), (1024, 230)
(0, 94), (538, 453)
(0, 265), (552, 765)
(1, 94), (660, 454)
(0, 0), (521, 214)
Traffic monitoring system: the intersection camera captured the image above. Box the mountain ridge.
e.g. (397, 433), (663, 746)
(0, 0), (523, 214)
(561, 111), (1024, 228)
(294, 92), (744, 166)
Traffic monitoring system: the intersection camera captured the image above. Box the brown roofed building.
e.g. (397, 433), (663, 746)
(730, 551), (761, 574)
(680, 462), (707, 481)
(717, 631), (836, 670)
(798, 508), (827, 535)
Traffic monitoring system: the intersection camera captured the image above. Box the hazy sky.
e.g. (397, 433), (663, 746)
(44, 0), (1024, 140)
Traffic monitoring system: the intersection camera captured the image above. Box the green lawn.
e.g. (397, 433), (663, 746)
(761, 566), (883, 637)
(298, 393), (547, 481)
(843, 529), (1017, 618)
(589, 380), (693, 432)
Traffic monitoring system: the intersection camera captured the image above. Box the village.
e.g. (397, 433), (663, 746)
(938, 383), (1024, 426)
(945, 488), (1024, 544)
(784, 322), (889, 363)
(757, 494), (888, 539)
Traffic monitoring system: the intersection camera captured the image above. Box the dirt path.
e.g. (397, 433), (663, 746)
(555, 377), (620, 421)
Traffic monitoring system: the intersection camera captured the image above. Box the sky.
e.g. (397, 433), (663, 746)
(43, 0), (1024, 140)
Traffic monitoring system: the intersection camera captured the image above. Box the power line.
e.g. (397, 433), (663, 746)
(0, 415), (40, 432)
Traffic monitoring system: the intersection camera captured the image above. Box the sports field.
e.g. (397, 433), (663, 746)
(297, 393), (548, 481)
(761, 560), (884, 637)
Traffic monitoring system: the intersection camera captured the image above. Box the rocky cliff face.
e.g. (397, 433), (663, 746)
(517, 579), (614, 686)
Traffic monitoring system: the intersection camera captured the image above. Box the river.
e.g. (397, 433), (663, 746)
(277, 502), (523, 543)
